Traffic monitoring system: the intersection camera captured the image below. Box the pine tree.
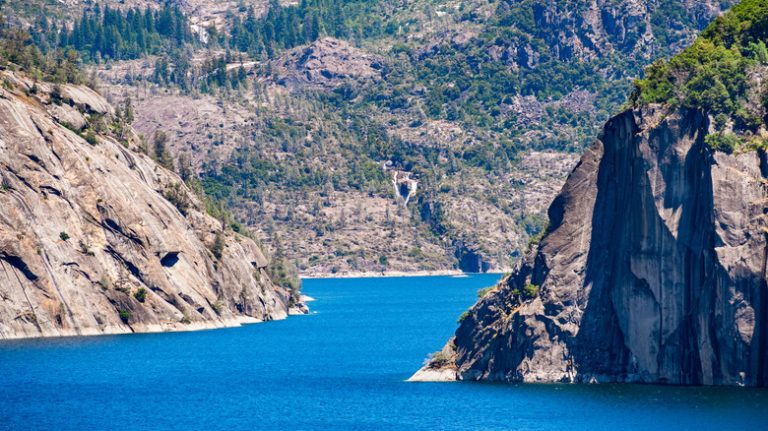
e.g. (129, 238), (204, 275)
(152, 130), (174, 170)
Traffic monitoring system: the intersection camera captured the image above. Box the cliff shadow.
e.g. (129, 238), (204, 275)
(570, 108), (715, 384)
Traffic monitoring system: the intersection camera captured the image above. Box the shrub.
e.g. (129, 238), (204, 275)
(744, 136), (768, 152)
(477, 286), (495, 298)
(211, 300), (224, 315)
(134, 287), (147, 303)
(51, 84), (63, 104)
(525, 226), (548, 253)
(78, 240), (95, 256)
(84, 130), (98, 146)
(210, 231), (225, 260)
(457, 310), (469, 324)
(427, 351), (452, 368)
(269, 255), (301, 296)
(153, 130), (174, 170)
(59, 231), (70, 241)
(97, 276), (111, 290)
(522, 283), (539, 299)
(714, 113), (729, 131)
(705, 132), (741, 153)
(164, 183), (191, 216)
(407, 247), (424, 258)
(118, 309), (130, 324)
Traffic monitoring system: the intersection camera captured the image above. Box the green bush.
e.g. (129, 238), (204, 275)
(78, 240), (95, 256)
(427, 351), (452, 368)
(134, 287), (148, 303)
(457, 310), (470, 324)
(705, 132), (741, 154)
(84, 130), (98, 146)
(744, 136), (768, 152)
(522, 283), (539, 300)
(118, 309), (130, 324)
(269, 255), (302, 299)
(59, 231), (70, 241)
(633, 0), (768, 122)
(525, 225), (548, 253)
(164, 183), (191, 216)
(477, 286), (495, 298)
(633, 60), (675, 105)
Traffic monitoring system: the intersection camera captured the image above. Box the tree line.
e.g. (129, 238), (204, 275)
(32, 3), (195, 62)
(225, 0), (350, 58)
(0, 14), (82, 84)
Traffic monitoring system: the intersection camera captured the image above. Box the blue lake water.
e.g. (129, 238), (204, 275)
(1, 274), (767, 430)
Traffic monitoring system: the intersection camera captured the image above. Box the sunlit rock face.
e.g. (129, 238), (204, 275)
(0, 71), (303, 340)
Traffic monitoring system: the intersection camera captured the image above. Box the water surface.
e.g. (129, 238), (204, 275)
(1, 274), (766, 430)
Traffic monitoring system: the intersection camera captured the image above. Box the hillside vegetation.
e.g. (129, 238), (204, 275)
(3, 0), (736, 274)
(634, 0), (768, 153)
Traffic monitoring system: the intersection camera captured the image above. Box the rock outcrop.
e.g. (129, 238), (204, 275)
(0, 71), (305, 340)
(273, 37), (383, 89)
(414, 105), (768, 386)
(518, 0), (731, 62)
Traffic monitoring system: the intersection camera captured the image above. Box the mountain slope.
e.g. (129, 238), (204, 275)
(18, 0), (730, 275)
(0, 70), (305, 340)
(7, 1), (736, 274)
(413, 0), (768, 386)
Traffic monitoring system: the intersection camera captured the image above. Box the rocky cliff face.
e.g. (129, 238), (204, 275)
(526, 0), (728, 62)
(413, 105), (768, 386)
(0, 71), (305, 340)
(477, 0), (731, 69)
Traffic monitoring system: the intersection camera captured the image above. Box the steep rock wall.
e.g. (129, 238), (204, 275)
(0, 71), (305, 340)
(414, 106), (767, 386)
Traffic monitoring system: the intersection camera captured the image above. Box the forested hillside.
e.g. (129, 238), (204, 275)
(2, 0), (735, 274)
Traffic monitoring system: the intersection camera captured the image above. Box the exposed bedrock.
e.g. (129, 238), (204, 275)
(0, 71), (305, 340)
(415, 106), (768, 386)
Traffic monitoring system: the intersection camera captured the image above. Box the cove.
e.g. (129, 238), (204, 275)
(0, 274), (766, 430)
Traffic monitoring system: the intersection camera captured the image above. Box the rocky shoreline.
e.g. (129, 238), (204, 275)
(301, 269), (506, 279)
(0, 296), (312, 342)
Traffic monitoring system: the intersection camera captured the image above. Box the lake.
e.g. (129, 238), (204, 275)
(1, 274), (767, 430)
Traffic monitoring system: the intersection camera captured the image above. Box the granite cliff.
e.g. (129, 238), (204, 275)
(413, 104), (767, 386)
(413, 0), (768, 385)
(0, 70), (306, 340)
